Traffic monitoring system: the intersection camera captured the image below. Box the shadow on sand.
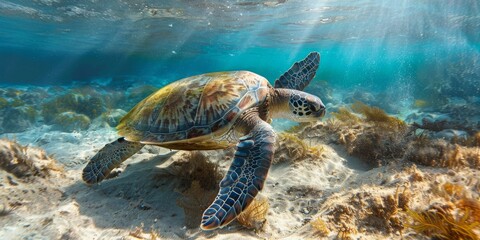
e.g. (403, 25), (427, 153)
(65, 151), (198, 238)
(64, 150), (254, 239)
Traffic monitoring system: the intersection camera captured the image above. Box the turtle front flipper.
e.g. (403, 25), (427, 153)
(274, 52), (320, 91)
(200, 120), (276, 230)
(82, 137), (144, 184)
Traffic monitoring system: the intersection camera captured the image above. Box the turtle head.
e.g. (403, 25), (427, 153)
(270, 89), (325, 122)
(286, 91), (326, 122)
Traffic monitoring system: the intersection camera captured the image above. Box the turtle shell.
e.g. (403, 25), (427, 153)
(117, 71), (271, 147)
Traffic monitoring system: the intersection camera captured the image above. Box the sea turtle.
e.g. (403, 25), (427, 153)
(82, 52), (325, 230)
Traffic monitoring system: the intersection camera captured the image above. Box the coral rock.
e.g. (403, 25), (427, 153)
(1, 106), (36, 133)
(52, 111), (91, 132)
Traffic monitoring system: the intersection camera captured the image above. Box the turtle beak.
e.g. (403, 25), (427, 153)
(319, 108), (326, 118)
(316, 105), (326, 118)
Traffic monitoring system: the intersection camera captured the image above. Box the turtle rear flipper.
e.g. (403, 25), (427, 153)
(274, 52), (320, 91)
(82, 138), (144, 184)
(200, 119), (275, 230)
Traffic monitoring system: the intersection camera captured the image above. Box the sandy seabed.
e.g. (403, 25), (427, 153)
(1, 120), (479, 240)
(0, 83), (479, 240)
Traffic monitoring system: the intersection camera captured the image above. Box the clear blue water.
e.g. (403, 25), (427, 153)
(1, 0), (478, 92)
(0, 2), (479, 237)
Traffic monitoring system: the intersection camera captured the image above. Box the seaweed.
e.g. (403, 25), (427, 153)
(363, 187), (408, 234)
(173, 152), (222, 228)
(455, 132), (480, 147)
(406, 164), (424, 182)
(236, 195), (269, 231)
(457, 198), (480, 223)
(351, 101), (406, 131)
(1, 106), (37, 133)
(285, 122), (312, 134)
(348, 128), (408, 167)
(128, 223), (160, 240)
(1, 139), (43, 179)
(442, 182), (467, 200)
(328, 204), (358, 239)
(324, 102), (411, 167)
(413, 143), (480, 170)
(403, 138), (452, 168)
(406, 206), (479, 240)
(24, 106), (37, 122)
(438, 144), (480, 170)
(331, 107), (361, 124)
(452, 145), (480, 170)
(337, 222), (357, 240)
(397, 189), (412, 211)
(472, 132), (480, 147)
(274, 132), (325, 163)
(325, 187), (411, 237)
(0, 139), (63, 181)
(172, 151), (222, 190)
(310, 217), (330, 237)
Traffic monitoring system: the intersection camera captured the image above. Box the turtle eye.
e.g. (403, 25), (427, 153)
(309, 104), (318, 112)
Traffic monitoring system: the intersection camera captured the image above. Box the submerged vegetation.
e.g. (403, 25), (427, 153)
(320, 189), (409, 238)
(172, 151), (222, 191)
(405, 138), (480, 170)
(405, 169), (480, 239)
(310, 217), (330, 237)
(128, 223), (161, 240)
(0, 83), (159, 134)
(314, 101), (480, 170)
(236, 196), (270, 231)
(174, 151), (222, 228)
(274, 132), (325, 164)
(0, 75), (477, 239)
(351, 101), (406, 131)
(406, 202), (480, 240)
(322, 101), (410, 167)
(0, 139), (62, 180)
(293, 101), (479, 238)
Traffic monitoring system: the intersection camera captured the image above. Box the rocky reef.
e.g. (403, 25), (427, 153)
(285, 101), (480, 239)
(0, 80), (158, 134)
(0, 78), (479, 239)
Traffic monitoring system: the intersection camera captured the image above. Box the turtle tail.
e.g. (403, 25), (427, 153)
(82, 137), (144, 184)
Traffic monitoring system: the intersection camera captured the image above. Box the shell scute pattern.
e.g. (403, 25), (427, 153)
(194, 73), (245, 126)
(225, 107), (241, 122)
(186, 126), (211, 139)
(155, 77), (205, 132)
(118, 71), (270, 145)
(237, 92), (256, 110)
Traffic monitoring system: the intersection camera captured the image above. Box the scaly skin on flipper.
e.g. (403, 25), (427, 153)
(82, 138), (144, 184)
(274, 52), (320, 91)
(200, 116), (275, 230)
